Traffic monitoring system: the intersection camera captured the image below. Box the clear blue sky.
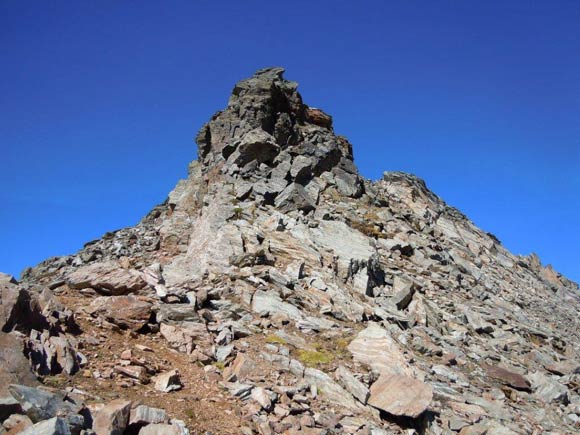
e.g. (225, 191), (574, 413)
(1, 1), (579, 283)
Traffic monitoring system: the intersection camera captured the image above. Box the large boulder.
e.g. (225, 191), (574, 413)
(368, 374), (433, 418)
(87, 295), (152, 331)
(66, 261), (147, 295)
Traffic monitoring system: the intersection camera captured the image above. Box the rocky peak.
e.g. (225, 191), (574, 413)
(195, 67), (363, 201)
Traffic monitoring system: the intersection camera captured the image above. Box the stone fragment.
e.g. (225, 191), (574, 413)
(335, 365), (369, 404)
(228, 129), (279, 167)
(368, 374), (433, 418)
(391, 275), (415, 310)
(251, 387), (275, 412)
(92, 399), (132, 435)
(0, 332), (38, 398)
(305, 107), (332, 128)
(483, 365), (531, 391)
(159, 322), (211, 354)
(527, 371), (569, 404)
(223, 354), (254, 382)
(153, 370), (182, 392)
(115, 365), (148, 382)
(545, 360), (580, 376)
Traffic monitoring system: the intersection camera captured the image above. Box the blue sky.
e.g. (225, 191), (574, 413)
(1, 1), (579, 283)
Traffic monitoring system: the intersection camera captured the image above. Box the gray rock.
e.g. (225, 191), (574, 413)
(274, 183), (315, 213)
(129, 405), (168, 426)
(335, 366), (369, 404)
(528, 371), (569, 404)
(8, 385), (80, 424)
(251, 290), (303, 320)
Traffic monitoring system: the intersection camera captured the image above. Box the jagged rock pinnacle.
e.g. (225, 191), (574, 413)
(195, 67), (364, 200)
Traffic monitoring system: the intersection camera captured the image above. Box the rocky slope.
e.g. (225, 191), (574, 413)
(1, 67), (579, 435)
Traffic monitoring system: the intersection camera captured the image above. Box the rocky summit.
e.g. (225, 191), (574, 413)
(1, 67), (579, 435)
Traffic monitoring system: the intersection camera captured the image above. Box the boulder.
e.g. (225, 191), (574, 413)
(0, 332), (38, 398)
(67, 261), (147, 295)
(348, 323), (417, 378)
(368, 374), (433, 418)
(92, 399), (131, 435)
(88, 295), (152, 331)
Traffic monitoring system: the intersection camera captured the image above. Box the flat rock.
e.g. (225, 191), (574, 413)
(348, 322), (418, 378)
(483, 364), (531, 391)
(67, 261), (147, 295)
(368, 373), (433, 418)
(251, 290), (303, 320)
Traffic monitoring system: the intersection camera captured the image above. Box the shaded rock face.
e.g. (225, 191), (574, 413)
(196, 67), (363, 202)
(4, 68), (580, 435)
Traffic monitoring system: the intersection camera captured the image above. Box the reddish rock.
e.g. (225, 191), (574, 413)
(483, 364), (531, 391)
(223, 353), (255, 382)
(368, 374), (432, 418)
(88, 295), (152, 331)
(305, 107), (332, 128)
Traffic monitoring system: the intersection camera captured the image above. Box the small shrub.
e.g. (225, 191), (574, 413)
(297, 349), (333, 367)
(265, 334), (287, 345)
(233, 207), (243, 219)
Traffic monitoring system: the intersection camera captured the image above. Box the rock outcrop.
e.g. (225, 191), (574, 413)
(1, 68), (579, 434)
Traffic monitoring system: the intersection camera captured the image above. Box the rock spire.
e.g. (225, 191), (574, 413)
(195, 67), (363, 202)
